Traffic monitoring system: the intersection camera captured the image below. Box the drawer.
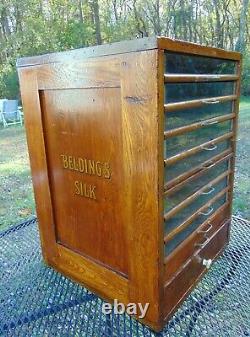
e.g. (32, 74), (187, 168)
(164, 120), (232, 158)
(164, 203), (230, 278)
(164, 176), (228, 234)
(164, 193), (227, 256)
(165, 81), (235, 103)
(165, 101), (234, 130)
(164, 139), (231, 183)
(164, 52), (237, 75)
(163, 219), (230, 320)
(164, 157), (230, 213)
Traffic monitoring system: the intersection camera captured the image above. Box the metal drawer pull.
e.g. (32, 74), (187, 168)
(201, 120), (219, 126)
(195, 237), (210, 248)
(198, 223), (213, 234)
(199, 207), (214, 216)
(201, 161), (216, 169)
(201, 143), (217, 151)
(201, 186), (215, 195)
(202, 99), (220, 104)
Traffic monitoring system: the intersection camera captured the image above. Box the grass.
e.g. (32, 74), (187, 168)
(233, 96), (250, 219)
(0, 127), (35, 230)
(0, 97), (249, 231)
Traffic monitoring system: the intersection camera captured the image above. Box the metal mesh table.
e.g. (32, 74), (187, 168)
(0, 216), (249, 337)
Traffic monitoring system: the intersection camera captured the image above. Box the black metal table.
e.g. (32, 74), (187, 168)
(0, 216), (249, 337)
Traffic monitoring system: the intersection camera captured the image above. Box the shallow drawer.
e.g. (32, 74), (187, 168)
(164, 119), (232, 158)
(164, 194), (227, 256)
(164, 52), (237, 75)
(164, 203), (230, 278)
(165, 139), (231, 183)
(164, 158), (229, 213)
(163, 219), (230, 320)
(165, 101), (233, 130)
(165, 81), (235, 103)
(164, 177), (228, 234)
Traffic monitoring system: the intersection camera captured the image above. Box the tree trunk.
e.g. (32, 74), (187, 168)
(90, 0), (102, 45)
(235, 0), (249, 52)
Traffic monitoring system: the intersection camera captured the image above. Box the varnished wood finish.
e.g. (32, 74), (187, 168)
(164, 74), (239, 83)
(164, 132), (233, 166)
(164, 187), (230, 244)
(17, 36), (241, 332)
(164, 170), (230, 221)
(120, 50), (163, 326)
(164, 113), (235, 138)
(164, 152), (233, 196)
(164, 94), (237, 112)
(164, 148), (233, 191)
(164, 203), (230, 276)
(163, 219), (230, 320)
(158, 37), (241, 60)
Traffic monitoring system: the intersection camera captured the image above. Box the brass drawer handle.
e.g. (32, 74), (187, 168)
(198, 223), (213, 234)
(201, 186), (215, 195)
(199, 207), (214, 216)
(201, 161), (216, 169)
(201, 120), (219, 126)
(202, 99), (220, 104)
(195, 237), (210, 248)
(201, 143), (217, 151)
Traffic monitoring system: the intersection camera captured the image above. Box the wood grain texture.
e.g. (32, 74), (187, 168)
(40, 87), (128, 275)
(120, 49), (162, 326)
(17, 68), (58, 262)
(164, 74), (239, 82)
(164, 132), (233, 166)
(36, 56), (120, 90)
(164, 113), (235, 138)
(164, 94), (237, 112)
(164, 203), (230, 279)
(163, 220), (230, 321)
(158, 37), (241, 60)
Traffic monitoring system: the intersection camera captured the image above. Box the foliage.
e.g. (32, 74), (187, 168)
(241, 50), (250, 96)
(0, 0), (249, 99)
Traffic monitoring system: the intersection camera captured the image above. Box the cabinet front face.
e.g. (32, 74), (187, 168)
(162, 49), (240, 318)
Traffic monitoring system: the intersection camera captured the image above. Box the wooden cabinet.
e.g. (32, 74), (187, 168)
(17, 37), (241, 331)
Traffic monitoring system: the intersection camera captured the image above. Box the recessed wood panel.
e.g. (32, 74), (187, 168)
(40, 87), (128, 275)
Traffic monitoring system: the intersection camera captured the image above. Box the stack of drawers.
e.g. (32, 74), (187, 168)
(163, 51), (241, 317)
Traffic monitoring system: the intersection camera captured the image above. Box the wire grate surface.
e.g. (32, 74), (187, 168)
(0, 216), (249, 337)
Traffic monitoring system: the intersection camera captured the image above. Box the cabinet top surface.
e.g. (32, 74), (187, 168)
(17, 36), (241, 68)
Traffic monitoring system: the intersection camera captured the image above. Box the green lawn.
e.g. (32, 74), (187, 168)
(0, 127), (35, 230)
(0, 97), (249, 231)
(233, 96), (250, 219)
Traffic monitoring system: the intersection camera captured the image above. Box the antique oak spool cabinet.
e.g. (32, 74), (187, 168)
(17, 37), (241, 331)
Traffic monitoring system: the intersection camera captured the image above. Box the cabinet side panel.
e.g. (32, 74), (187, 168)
(17, 68), (58, 261)
(120, 50), (162, 327)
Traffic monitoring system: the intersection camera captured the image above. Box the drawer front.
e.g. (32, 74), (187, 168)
(164, 219), (230, 320)
(165, 139), (231, 183)
(165, 101), (234, 130)
(165, 81), (235, 103)
(164, 175), (228, 228)
(164, 120), (232, 159)
(164, 203), (230, 279)
(164, 193), (227, 256)
(164, 158), (230, 213)
(165, 52), (237, 75)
